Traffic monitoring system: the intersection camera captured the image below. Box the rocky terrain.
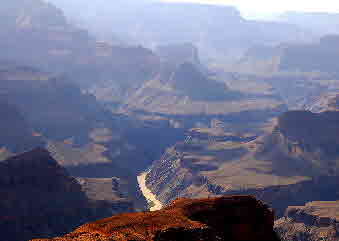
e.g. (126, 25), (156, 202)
(0, 148), (123, 241)
(3, 1), (339, 241)
(261, 111), (339, 173)
(279, 35), (339, 73)
(304, 93), (339, 113)
(119, 42), (286, 135)
(222, 37), (339, 112)
(235, 35), (339, 74)
(127, 43), (280, 107)
(49, 0), (307, 61)
(275, 200), (339, 241)
(0, 65), (108, 142)
(156, 43), (202, 69)
(31, 195), (280, 241)
(145, 110), (339, 217)
(0, 61), (168, 210)
(0, 0), (95, 73)
(0, 98), (43, 153)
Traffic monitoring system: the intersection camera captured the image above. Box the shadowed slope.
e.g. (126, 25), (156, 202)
(0, 148), (113, 241)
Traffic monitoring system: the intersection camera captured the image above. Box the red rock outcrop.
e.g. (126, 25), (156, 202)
(33, 195), (280, 241)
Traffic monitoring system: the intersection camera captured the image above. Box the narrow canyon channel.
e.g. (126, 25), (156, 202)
(137, 171), (163, 211)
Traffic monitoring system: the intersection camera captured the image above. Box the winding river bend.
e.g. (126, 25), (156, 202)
(137, 171), (163, 211)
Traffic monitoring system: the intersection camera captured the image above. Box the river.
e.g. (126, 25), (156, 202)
(137, 171), (163, 211)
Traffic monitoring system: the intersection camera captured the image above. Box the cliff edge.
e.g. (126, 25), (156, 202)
(33, 195), (279, 241)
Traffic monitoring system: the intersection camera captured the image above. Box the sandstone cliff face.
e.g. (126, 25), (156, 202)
(32, 195), (280, 241)
(275, 200), (339, 241)
(0, 148), (114, 241)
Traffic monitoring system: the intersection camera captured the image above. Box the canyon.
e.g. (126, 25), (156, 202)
(2, 1), (339, 241)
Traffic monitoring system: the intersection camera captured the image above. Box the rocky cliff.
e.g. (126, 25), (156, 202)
(279, 35), (339, 73)
(0, 61), (178, 211)
(0, 0), (95, 73)
(0, 0), (161, 102)
(0, 63), (108, 142)
(156, 43), (202, 70)
(145, 110), (339, 217)
(258, 110), (339, 173)
(240, 35), (339, 74)
(49, 0), (307, 60)
(0, 148), (115, 241)
(32, 195), (280, 241)
(275, 200), (339, 241)
(0, 99), (44, 153)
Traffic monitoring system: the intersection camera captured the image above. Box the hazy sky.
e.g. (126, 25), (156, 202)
(160, 0), (339, 15)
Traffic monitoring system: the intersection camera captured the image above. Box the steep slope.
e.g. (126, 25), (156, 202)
(0, 0), (162, 100)
(0, 63), (108, 142)
(279, 35), (339, 73)
(0, 58), (185, 210)
(89, 45), (161, 102)
(32, 195), (280, 241)
(0, 99), (44, 153)
(145, 110), (339, 217)
(0, 62), (151, 210)
(123, 45), (284, 120)
(0, 148), (115, 241)
(49, 0), (307, 60)
(0, 0), (95, 73)
(238, 35), (339, 75)
(275, 200), (339, 241)
(259, 111), (339, 173)
(169, 62), (229, 101)
(156, 43), (201, 68)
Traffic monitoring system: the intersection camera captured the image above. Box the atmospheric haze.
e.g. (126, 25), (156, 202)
(160, 0), (339, 14)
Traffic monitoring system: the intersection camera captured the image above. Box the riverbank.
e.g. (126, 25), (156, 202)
(137, 171), (163, 211)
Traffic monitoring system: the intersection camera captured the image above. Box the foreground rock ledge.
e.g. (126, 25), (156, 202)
(33, 195), (280, 241)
